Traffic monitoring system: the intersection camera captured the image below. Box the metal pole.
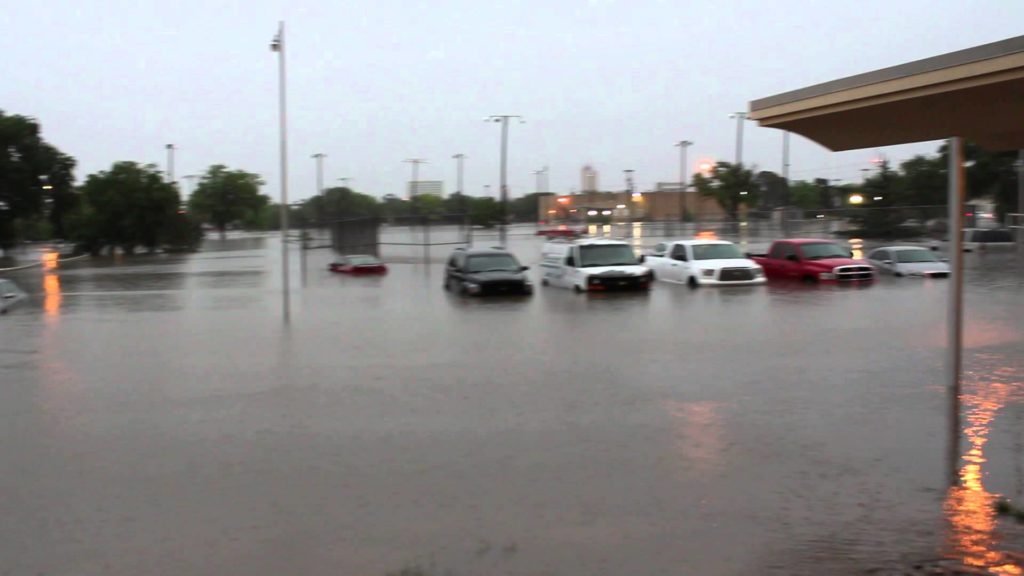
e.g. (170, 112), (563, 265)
(782, 131), (791, 180)
(272, 21), (290, 324)
(300, 204), (307, 287)
(453, 154), (467, 243)
(499, 117), (509, 246)
(947, 136), (965, 486)
(676, 141), (692, 223)
(166, 144), (175, 184)
(731, 112), (747, 165)
(312, 153), (325, 197)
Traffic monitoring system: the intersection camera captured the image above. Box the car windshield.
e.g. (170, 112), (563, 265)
(466, 254), (520, 272)
(800, 243), (850, 260)
(579, 244), (638, 267)
(896, 249), (938, 263)
(692, 243), (744, 260)
(349, 255), (380, 265)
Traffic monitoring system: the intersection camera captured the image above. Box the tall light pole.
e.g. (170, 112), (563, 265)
(486, 115), (524, 246)
(270, 21), (290, 324)
(452, 154), (466, 199)
(165, 144), (176, 184)
(675, 140), (693, 222)
(312, 153), (326, 197)
(404, 158), (427, 199)
(729, 112), (748, 165)
(782, 131), (791, 181)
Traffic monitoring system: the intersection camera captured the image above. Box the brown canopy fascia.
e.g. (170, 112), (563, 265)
(749, 35), (1024, 152)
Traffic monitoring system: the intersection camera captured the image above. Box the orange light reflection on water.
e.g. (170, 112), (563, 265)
(43, 270), (62, 317)
(943, 355), (1023, 574)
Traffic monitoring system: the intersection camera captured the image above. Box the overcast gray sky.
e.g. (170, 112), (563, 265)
(5, 0), (1023, 202)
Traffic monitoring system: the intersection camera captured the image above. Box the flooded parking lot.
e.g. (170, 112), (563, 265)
(3, 230), (1024, 575)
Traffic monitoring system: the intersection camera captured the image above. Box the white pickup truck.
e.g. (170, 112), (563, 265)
(641, 239), (766, 287)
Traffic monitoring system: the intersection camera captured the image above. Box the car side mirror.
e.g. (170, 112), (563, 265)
(847, 251), (854, 258)
(786, 254), (799, 262)
(637, 255), (645, 264)
(520, 265), (529, 271)
(2, 293), (16, 300)
(566, 257), (576, 267)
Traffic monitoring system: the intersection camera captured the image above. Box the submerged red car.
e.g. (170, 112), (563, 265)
(329, 255), (388, 274)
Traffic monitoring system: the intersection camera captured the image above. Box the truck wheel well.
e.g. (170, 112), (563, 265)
(687, 276), (698, 288)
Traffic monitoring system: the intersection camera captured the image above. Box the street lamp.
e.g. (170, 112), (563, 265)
(165, 144), (176, 184)
(728, 112), (749, 165)
(403, 158), (427, 199)
(675, 140), (693, 222)
(270, 21), (291, 323)
(485, 115), (524, 246)
(311, 153), (326, 197)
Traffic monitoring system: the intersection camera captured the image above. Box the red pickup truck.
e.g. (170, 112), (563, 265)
(749, 239), (875, 283)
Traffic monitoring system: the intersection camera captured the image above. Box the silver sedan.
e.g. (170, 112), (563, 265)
(866, 246), (950, 278)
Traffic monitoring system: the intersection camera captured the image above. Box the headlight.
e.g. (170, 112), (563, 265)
(701, 269), (715, 277)
(752, 267), (764, 277)
(818, 272), (836, 280)
(465, 282), (481, 294)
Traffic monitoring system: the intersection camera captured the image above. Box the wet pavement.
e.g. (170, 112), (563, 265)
(2, 229), (1024, 575)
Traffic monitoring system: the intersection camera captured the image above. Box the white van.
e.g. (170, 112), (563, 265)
(540, 239), (652, 292)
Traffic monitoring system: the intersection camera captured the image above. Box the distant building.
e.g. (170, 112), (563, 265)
(408, 180), (444, 198)
(581, 165), (599, 192)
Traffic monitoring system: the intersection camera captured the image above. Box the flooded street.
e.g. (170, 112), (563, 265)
(3, 230), (1024, 575)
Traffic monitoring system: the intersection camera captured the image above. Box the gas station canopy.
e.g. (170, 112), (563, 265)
(749, 35), (1024, 152)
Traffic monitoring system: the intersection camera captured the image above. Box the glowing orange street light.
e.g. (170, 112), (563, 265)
(556, 196), (570, 205)
(696, 160), (715, 177)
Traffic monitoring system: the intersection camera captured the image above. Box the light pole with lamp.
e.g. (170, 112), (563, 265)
(728, 112), (749, 165)
(452, 154), (467, 242)
(270, 21), (291, 323)
(485, 115), (524, 246)
(165, 144), (176, 184)
(675, 140), (693, 223)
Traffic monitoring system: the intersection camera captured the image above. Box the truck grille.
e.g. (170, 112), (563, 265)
(834, 265), (874, 281)
(718, 267), (755, 282)
(481, 280), (525, 294)
(588, 275), (650, 291)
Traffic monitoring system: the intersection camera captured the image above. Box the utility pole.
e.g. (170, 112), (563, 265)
(486, 115), (524, 246)
(403, 159), (427, 199)
(312, 153), (326, 197)
(729, 112), (748, 165)
(947, 136), (966, 486)
(452, 154), (467, 240)
(782, 131), (791, 181)
(675, 140), (693, 222)
(165, 144), (176, 184)
(270, 21), (290, 324)
(533, 168), (544, 194)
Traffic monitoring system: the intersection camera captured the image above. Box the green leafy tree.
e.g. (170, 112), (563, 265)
(509, 192), (553, 222)
(692, 161), (759, 222)
(76, 161), (181, 254)
(409, 193), (443, 217)
(305, 186), (378, 222)
(469, 197), (502, 227)
(188, 165), (268, 238)
(788, 180), (822, 209)
(0, 111), (77, 248)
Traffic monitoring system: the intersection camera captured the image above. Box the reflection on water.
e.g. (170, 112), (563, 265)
(848, 238), (864, 260)
(944, 353), (1023, 574)
(665, 400), (725, 474)
(43, 250), (62, 318)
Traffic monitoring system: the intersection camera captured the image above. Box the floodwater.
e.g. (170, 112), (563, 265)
(2, 228), (1024, 575)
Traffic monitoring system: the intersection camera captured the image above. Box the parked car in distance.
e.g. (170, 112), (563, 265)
(930, 228), (1016, 252)
(867, 246), (950, 278)
(540, 238), (651, 292)
(444, 247), (532, 296)
(642, 239), (765, 287)
(329, 254), (388, 274)
(536, 227), (585, 239)
(0, 278), (27, 314)
(749, 239), (874, 284)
